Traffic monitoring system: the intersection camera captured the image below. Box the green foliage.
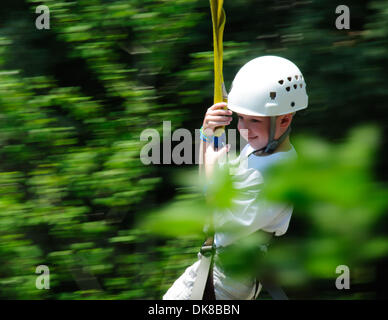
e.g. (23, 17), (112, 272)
(261, 126), (388, 286)
(0, 0), (204, 299)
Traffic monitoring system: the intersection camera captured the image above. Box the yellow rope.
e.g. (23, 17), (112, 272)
(209, 0), (227, 137)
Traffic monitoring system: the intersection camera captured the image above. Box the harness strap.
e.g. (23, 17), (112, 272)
(203, 256), (216, 300)
(260, 279), (289, 300)
(210, 0), (228, 138)
(190, 236), (215, 300)
(190, 0), (226, 300)
(250, 120), (292, 157)
(253, 280), (263, 299)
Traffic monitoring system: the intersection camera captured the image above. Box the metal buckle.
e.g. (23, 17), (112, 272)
(200, 244), (215, 257)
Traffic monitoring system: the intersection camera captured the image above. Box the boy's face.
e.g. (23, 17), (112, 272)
(236, 112), (293, 150)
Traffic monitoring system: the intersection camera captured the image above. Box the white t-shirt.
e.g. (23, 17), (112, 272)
(213, 142), (297, 248)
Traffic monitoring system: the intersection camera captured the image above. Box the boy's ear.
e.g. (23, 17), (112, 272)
(279, 113), (293, 127)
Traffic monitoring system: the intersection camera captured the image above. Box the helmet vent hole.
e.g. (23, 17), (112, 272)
(295, 75), (298, 80)
(293, 84), (297, 89)
(270, 92), (276, 100)
(300, 75), (303, 79)
(278, 80), (284, 85)
(300, 84), (303, 88)
(286, 86), (290, 92)
(287, 77), (292, 81)
(291, 102), (295, 107)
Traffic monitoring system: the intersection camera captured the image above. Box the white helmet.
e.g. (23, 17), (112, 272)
(228, 55), (308, 117)
(227, 56), (308, 154)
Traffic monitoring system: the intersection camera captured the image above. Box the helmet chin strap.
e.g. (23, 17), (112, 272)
(249, 116), (291, 157)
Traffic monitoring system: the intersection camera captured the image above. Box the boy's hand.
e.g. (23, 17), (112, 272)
(202, 102), (232, 136)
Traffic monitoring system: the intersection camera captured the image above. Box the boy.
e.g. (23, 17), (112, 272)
(163, 55), (308, 300)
